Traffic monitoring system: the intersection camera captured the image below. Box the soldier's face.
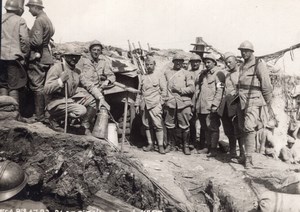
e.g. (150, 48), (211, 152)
(191, 60), (201, 70)
(28, 6), (38, 16)
(64, 55), (81, 67)
(145, 61), (155, 74)
(225, 57), (237, 71)
(204, 59), (215, 70)
(182, 62), (189, 70)
(173, 60), (183, 70)
(90, 46), (102, 60)
(240, 49), (253, 60)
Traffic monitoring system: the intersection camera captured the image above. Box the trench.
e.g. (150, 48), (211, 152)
(0, 120), (209, 211)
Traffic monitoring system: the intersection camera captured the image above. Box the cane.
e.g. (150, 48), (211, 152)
(60, 57), (68, 133)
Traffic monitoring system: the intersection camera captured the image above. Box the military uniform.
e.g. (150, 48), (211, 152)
(164, 67), (194, 154)
(44, 61), (101, 124)
(0, 12), (29, 100)
(137, 71), (166, 130)
(196, 66), (224, 154)
(279, 145), (297, 164)
(27, 10), (54, 121)
(237, 54), (273, 164)
(218, 65), (243, 158)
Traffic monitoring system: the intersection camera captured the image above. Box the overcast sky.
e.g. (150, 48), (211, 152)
(2, 0), (300, 56)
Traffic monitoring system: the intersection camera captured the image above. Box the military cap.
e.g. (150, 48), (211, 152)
(203, 54), (217, 65)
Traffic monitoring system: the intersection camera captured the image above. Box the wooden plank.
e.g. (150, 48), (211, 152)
(87, 190), (140, 212)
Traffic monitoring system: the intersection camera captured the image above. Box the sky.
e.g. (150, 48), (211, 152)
(2, 0), (300, 56)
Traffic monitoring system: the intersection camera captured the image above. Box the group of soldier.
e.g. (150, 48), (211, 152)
(136, 40), (277, 169)
(1, 0), (298, 170)
(1, 0), (116, 136)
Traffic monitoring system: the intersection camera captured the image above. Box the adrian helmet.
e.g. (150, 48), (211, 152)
(0, 160), (28, 202)
(4, 0), (20, 11)
(238, 40), (254, 52)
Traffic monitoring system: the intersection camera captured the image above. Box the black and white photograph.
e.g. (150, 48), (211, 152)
(1, 0), (300, 211)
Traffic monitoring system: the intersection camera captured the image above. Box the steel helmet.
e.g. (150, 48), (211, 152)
(172, 54), (185, 62)
(89, 40), (103, 51)
(223, 52), (236, 61)
(203, 54), (217, 65)
(0, 161), (28, 202)
(238, 40), (254, 52)
(63, 46), (82, 56)
(4, 0), (20, 11)
(25, 0), (44, 8)
(189, 54), (202, 62)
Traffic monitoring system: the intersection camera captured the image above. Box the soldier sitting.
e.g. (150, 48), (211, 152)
(279, 136), (299, 164)
(44, 47), (103, 133)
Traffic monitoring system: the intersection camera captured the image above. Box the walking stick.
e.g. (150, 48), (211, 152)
(60, 57), (68, 133)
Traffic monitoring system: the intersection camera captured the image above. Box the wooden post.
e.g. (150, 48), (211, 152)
(121, 92), (129, 153)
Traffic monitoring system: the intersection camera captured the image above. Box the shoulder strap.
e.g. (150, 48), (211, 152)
(244, 59), (260, 110)
(2, 14), (14, 24)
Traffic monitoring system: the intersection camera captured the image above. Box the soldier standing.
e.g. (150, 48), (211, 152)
(135, 56), (167, 154)
(26, 0), (54, 122)
(188, 54), (203, 152)
(218, 52), (244, 160)
(196, 54), (225, 157)
(236, 41), (273, 168)
(0, 0), (30, 105)
(164, 54), (195, 155)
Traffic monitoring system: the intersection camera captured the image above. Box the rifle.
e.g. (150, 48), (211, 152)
(132, 42), (146, 75)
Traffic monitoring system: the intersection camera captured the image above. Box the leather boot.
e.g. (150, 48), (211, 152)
(182, 129), (191, 155)
(0, 88), (8, 96)
(34, 91), (45, 122)
(165, 128), (176, 153)
(245, 155), (253, 169)
(49, 116), (64, 133)
(82, 106), (97, 136)
(155, 129), (165, 154)
(229, 136), (238, 159)
(143, 129), (154, 152)
(207, 131), (219, 157)
(238, 137), (245, 158)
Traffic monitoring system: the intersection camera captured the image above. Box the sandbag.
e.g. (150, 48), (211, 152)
(279, 174), (300, 194)
(258, 191), (300, 212)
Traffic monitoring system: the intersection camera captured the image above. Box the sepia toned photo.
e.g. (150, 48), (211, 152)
(1, 0), (300, 211)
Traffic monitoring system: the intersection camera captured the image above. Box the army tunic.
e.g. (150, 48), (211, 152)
(28, 11), (55, 91)
(218, 66), (241, 138)
(164, 68), (194, 129)
(136, 70), (166, 129)
(195, 66), (225, 148)
(237, 55), (273, 133)
(0, 12), (30, 89)
(44, 62), (100, 120)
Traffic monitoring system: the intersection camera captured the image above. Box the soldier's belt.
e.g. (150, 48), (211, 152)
(238, 84), (260, 90)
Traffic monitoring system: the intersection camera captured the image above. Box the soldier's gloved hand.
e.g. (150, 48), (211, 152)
(60, 72), (69, 82)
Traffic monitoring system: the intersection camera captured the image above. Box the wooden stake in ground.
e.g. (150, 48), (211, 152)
(121, 92), (129, 153)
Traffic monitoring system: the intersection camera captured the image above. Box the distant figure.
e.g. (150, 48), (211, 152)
(279, 136), (299, 164)
(0, 0), (30, 106)
(255, 127), (277, 159)
(182, 57), (190, 70)
(26, 0), (55, 122)
(135, 56), (167, 154)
